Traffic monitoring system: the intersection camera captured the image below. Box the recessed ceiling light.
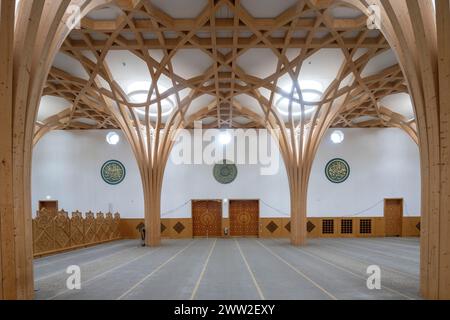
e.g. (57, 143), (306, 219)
(219, 131), (232, 145)
(330, 130), (344, 144)
(127, 81), (174, 117)
(106, 131), (120, 145)
(299, 80), (324, 93)
(276, 80), (324, 116)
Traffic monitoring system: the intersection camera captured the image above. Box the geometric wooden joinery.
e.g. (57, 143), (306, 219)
(40, 0), (411, 134)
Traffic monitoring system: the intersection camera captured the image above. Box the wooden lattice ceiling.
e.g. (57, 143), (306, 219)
(38, 0), (416, 140)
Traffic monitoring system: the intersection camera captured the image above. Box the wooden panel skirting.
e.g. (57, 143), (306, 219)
(120, 216), (421, 240)
(120, 218), (193, 239)
(32, 209), (121, 257)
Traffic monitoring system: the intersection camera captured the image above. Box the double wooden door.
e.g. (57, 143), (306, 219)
(192, 200), (222, 237)
(229, 200), (259, 237)
(384, 199), (403, 237)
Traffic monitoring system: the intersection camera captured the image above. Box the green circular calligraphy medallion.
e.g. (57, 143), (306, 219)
(325, 158), (350, 184)
(213, 160), (238, 184)
(101, 160), (126, 185)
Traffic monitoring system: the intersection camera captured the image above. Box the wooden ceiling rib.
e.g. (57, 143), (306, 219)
(37, 0), (416, 140)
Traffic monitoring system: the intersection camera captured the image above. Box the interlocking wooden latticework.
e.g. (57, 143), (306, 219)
(38, 0), (416, 142)
(32, 209), (121, 256)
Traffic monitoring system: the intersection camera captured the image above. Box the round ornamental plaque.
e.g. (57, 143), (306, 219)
(325, 158), (350, 184)
(101, 160), (126, 185)
(213, 160), (238, 184)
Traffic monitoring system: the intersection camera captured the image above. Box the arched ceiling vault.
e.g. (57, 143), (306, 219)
(37, 0), (416, 139)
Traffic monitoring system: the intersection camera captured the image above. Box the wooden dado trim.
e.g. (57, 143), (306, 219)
(120, 216), (421, 239)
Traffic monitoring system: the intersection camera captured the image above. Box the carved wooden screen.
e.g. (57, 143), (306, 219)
(32, 210), (122, 256)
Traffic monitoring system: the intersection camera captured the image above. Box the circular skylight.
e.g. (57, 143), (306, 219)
(330, 130), (344, 144)
(106, 131), (120, 145)
(219, 131), (232, 145)
(127, 81), (175, 117)
(276, 80), (324, 116)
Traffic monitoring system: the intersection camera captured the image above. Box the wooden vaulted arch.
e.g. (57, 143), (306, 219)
(338, 0), (450, 300)
(0, 0), (114, 300)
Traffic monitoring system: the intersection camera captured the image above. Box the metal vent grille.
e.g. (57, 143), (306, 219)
(322, 219), (334, 234)
(341, 219), (353, 234)
(360, 219), (372, 234)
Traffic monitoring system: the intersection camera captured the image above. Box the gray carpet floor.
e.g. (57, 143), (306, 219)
(33, 237), (421, 300)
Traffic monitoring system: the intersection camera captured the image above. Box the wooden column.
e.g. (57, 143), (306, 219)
(0, 0), (17, 300)
(435, 0), (450, 299)
(380, 0), (450, 300)
(340, 0), (450, 299)
(0, 0), (115, 300)
(145, 182), (162, 246)
(103, 94), (183, 247)
(289, 176), (308, 246)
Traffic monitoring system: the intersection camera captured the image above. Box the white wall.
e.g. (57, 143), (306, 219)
(309, 129), (420, 217)
(32, 130), (144, 216)
(32, 128), (421, 218)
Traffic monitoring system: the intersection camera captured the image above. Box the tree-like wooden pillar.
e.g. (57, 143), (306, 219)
(257, 27), (388, 245)
(264, 94), (344, 246)
(106, 99), (182, 247)
(0, 0), (116, 299)
(341, 0), (450, 300)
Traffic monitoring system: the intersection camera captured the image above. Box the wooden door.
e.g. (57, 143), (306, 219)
(192, 200), (222, 237)
(229, 200), (259, 237)
(384, 199), (403, 236)
(39, 200), (58, 213)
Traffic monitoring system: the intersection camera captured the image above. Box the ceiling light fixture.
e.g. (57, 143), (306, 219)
(106, 131), (120, 145)
(219, 131), (232, 145)
(330, 130), (344, 144)
(127, 81), (174, 117)
(276, 80), (324, 116)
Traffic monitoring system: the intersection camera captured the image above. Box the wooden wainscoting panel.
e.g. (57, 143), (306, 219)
(163, 218), (192, 239)
(260, 218), (290, 238)
(120, 216), (418, 239)
(229, 200), (259, 237)
(121, 218), (192, 239)
(307, 218), (322, 238)
(192, 200), (222, 237)
(119, 218), (143, 239)
(402, 217), (421, 236)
